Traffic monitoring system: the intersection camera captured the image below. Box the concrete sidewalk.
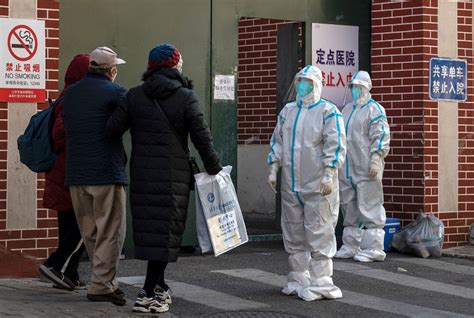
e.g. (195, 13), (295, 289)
(443, 245), (474, 260)
(0, 278), (174, 318)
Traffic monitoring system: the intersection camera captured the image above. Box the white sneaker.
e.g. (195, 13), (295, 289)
(132, 292), (169, 313)
(155, 286), (172, 304)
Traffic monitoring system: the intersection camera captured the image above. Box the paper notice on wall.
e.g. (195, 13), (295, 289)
(214, 75), (235, 100)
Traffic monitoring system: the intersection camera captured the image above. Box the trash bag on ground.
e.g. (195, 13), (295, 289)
(391, 212), (444, 258)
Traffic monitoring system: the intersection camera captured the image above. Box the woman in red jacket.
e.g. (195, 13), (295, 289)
(39, 54), (90, 291)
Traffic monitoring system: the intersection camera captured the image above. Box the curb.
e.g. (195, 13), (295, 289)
(442, 245), (474, 260)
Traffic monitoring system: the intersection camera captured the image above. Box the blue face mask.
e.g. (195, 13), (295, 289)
(296, 81), (313, 97)
(351, 86), (362, 102)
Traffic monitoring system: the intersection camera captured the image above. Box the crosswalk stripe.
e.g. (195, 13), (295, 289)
(212, 268), (472, 318)
(118, 276), (268, 311)
(340, 291), (471, 318)
(334, 262), (474, 300)
(391, 258), (474, 276)
(117, 276), (145, 286)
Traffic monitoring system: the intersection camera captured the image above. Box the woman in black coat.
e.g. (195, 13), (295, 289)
(106, 44), (221, 314)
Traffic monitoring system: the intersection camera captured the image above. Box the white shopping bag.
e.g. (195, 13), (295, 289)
(195, 166), (248, 256)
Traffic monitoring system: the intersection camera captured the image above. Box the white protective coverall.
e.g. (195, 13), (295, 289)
(335, 71), (390, 262)
(268, 65), (346, 301)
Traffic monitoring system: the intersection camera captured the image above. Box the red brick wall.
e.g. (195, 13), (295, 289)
(371, 1), (437, 225)
(0, 0), (8, 16)
(0, 0), (8, 252)
(456, 0), (474, 244)
(372, 0), (472, 247)
(237, 18), (302, 145)
(0, 0), (60, 259)
(35, 0), (60, 258)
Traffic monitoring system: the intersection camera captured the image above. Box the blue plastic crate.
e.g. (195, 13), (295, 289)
(384, 218), (400, 252)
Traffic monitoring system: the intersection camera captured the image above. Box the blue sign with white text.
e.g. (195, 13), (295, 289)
(429, 57), (467, 102)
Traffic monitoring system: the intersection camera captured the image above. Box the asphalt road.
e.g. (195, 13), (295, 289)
(76, 240), (474, 317)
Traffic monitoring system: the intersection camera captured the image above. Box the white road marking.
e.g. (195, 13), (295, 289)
(334, 262), (474, 300)
(212, 268), (473, 318)
(118, 276), (268, 311)
(117, 276), (145, 286)
(391, 257), (474, 276)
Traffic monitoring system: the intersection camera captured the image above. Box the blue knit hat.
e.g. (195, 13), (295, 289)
(148, 44), (181, 69)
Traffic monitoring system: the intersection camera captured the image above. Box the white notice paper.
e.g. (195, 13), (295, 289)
(214, 75), (235, 100)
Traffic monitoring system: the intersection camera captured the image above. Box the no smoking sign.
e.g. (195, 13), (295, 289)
(8, 25), (39, 61)
(0, 18), (45, 102)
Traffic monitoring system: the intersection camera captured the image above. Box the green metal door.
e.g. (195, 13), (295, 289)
(59, 0), (371, 253)
(60, 0), (212, 252)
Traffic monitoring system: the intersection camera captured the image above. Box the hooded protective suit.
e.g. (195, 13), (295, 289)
(335, 71), (390, 262)
(268, 65), (346, 301)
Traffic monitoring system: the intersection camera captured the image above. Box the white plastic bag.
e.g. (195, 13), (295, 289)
(195, 191), (212, 253)
(391, 212), (444, 258)
(195, 166), (248, 256)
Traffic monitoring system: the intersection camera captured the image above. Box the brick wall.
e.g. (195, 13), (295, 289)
(0, 0), (60, 259)
(0, 0), (8, 252)
(237, 18), (302, 145)
(371, 1), (437, 225)
(456, 0), (474, 244)
(372, 0), (473, 247)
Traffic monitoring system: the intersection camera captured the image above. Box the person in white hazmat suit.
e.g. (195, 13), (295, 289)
(335, 70), (390, 262)
(267, 65), (346, 301)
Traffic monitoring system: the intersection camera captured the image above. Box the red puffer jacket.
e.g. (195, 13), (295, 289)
(42, 54), (89, 211)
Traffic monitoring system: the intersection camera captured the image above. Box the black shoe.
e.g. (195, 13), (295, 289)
(114, 287), (125, 297)
(87, 292), (126, 306)
(54, 279), (87, 291)
(38, 265), (74, 291)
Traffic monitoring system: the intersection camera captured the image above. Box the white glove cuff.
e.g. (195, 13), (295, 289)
(270, 161), (280, 175)
(324, 166), (336, 179)
(322, 166), (336, 184)
(371, 152), (382, 163)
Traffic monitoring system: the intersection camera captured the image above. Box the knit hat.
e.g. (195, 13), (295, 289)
(148, 44), (181, 69)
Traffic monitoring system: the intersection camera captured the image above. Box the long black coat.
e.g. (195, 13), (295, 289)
(106, 68), (221, 262)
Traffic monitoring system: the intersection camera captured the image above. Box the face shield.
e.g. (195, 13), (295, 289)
(282, 65), (323, 106)
(342, 70), (372, 107)
(282, 77), (297, 105)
